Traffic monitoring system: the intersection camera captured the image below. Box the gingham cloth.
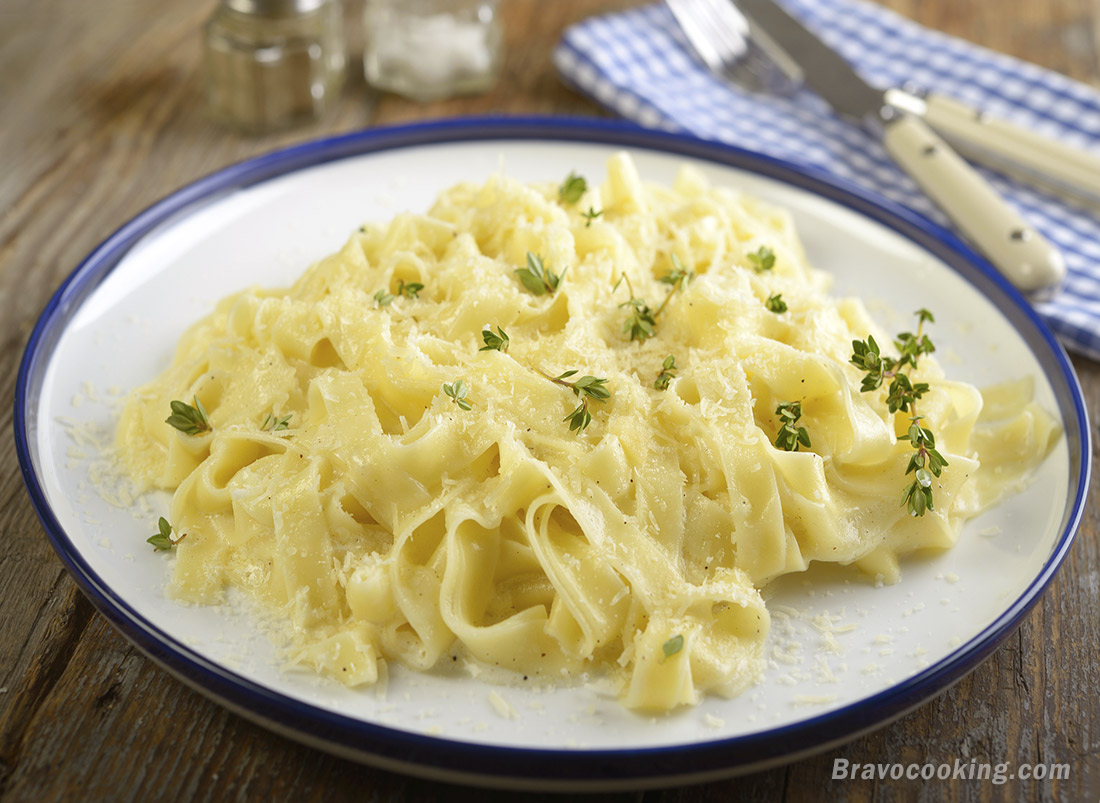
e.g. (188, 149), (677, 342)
(553, 0), (1100, 360)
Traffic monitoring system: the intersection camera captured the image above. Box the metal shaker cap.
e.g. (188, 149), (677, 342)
(224, 0), (328, 16)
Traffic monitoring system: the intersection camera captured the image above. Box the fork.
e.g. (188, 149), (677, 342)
(665, 0), (800, 95)
(667, 0), (1100, 209)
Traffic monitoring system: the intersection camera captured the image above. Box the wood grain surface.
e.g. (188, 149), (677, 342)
(1, 1), (1097, 800)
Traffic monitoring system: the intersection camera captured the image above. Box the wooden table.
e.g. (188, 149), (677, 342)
(1, 1), (1097, 800)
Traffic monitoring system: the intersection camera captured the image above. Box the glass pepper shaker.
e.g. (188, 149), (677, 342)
(363, 0), (502, 103)
(203, 0), (346, 133)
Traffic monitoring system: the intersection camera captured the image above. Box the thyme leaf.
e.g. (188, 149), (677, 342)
(442, 380), (472, 411)
(654, 354), (677, 390)
(558, 172), (587, 204)
(515, 252), (565, 296)
(774, 401), (811, 452)
(479, 325), (510, 353)
(166, 396), (211, 436)
(748, 246), (775, 273)
(148, 516), (186, 551)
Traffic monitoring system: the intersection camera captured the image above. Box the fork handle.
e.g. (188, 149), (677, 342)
(882, 112), (1065, 296)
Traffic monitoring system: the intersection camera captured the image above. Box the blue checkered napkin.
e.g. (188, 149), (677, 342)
(553, 0), (1100, 360)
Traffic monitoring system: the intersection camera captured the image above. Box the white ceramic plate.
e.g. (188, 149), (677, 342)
(16, 118), (1090, 790)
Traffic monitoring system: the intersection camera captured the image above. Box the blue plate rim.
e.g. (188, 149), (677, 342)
(13, 115), (1091, 790)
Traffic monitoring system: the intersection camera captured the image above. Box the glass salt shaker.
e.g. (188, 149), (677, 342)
(363, 0), (502, 102)
(204, 0), (346, 133)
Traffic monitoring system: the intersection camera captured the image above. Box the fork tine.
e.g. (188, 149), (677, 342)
(667, 0), (802, 95)
(666, 0), (733, 73)
(693, 0), (751, 63)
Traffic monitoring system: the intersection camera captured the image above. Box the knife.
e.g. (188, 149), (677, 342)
(886, 86), (1100, 210)
(734, 0), (1066, 296)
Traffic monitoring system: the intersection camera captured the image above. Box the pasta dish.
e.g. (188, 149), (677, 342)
(117, 154), (1059, 711)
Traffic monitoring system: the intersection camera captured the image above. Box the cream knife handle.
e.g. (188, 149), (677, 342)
(889, 89), (1100, 207)
(882, 112), (1065, 295)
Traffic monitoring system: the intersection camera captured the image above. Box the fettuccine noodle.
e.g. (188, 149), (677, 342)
(117, 154), (1059, 711)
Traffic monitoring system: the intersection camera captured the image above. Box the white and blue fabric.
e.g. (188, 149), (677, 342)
(553, 0), (1100, 360)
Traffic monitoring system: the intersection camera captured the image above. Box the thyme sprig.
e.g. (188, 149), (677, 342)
(479, 325), (510, 353)
(850, 309), (935, 411)
(654, 355), (677, 390)
(774, 401), (810, 452)
(442, 380), (472, 411)
(397, 279), (423, 299)
(148, 516), (186, 551)
(558, 172), (587, 204)
(261, 412), (292, 432)
(614, 256), (692, 342)
(375, 280), (423, 307)
(900, 417), (949, 516)
(622, 304), (658, 343)
(516, 252), (565, 296)
(851, 309), (946, 516)
(540, 369), (611, 432)
(614, 274), (656, 341)
(659, 255), (693, 291)
(748, 246), (775, 273)
(166, 396), (211, 436)
(766, 293), (787, 313)
(581, 207), (602, 227)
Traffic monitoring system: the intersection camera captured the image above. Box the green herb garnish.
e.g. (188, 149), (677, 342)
(654, 355), (677, 390)
(542, 369), (611, 433)
(515, 252), (565, 296)
(851, 309), (945, 516)
(397, 279), (424, 299)
(615, 256), (692, 342)
(442, 380), (472, 411)
(261, 412), (292, 432)
(658, 254), (693, 291)
(479, 325), (510, 353)
(620, 296), (657, 342)
(850, 310), (935, 411)
(662, 634), (684, 659)
(900, 417), (949, 516)
(165, 396), (211, 436)
(375, 281), (421, 306)
(774, 401), (810, 452)
(581, 207), (602, 227)
(147, 517), (185, 551)
(558, 172), (587, 204)
(765, 293), (788, 313)
(748, 245), (775, 273)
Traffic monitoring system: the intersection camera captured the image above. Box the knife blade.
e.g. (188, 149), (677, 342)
(735, 0), (1065, 296)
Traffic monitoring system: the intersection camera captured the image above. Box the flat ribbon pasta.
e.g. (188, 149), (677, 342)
(117, 153), (1059, 711)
